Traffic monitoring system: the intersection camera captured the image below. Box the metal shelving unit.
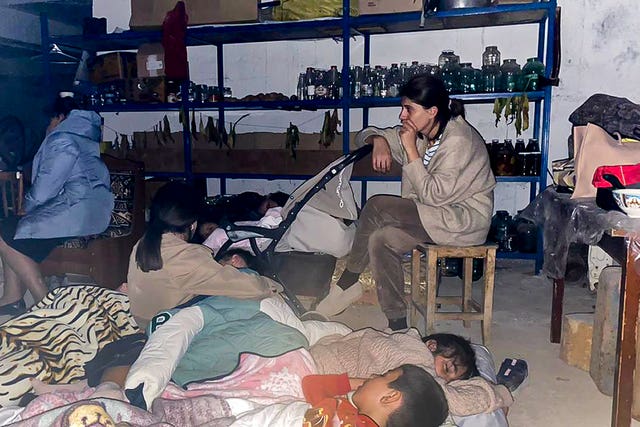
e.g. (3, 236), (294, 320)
(44, 0), (556, 270)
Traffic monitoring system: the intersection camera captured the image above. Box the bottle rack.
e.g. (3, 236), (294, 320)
(43, 1), (557, 271)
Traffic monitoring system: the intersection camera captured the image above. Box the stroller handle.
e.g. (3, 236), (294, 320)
(344, 144), (373, 164)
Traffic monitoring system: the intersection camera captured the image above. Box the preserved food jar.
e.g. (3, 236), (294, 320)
(482, 46), (501, 68)
(492, 138), (517, 176)
(481, 65), (501, 93)
(521, 57), (545, 91)
(500, 59), (522, 92)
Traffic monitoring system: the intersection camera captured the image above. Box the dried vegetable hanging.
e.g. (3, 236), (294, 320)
(286, 122), (300, 159)
(493, 94), (529, 136)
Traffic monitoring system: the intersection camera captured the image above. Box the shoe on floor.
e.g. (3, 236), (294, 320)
(496, 358), (528, 392)
(315, 282), (363, 317)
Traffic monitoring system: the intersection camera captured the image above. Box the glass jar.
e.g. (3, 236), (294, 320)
(521, 57), (545, 91)
(492, 138), (517, 176)
(490, 210), (514, 252)
(500, 59), (522, 92)
(441, 61), (461, 94)
(514, 215), (538, 253)
(438, 50), (459, 69)
(459, 63), (476, 94)
(481, 65), (501, 93)
(482, 46), (501, 68)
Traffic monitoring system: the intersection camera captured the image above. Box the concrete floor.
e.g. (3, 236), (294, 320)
(329, 259), (640, 427)
(1, 260), (638, 426)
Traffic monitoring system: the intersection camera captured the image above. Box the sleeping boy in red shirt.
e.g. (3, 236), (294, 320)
(302, 363), (448, 427)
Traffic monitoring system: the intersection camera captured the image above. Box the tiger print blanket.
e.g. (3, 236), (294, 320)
(0, 285), (140, 408)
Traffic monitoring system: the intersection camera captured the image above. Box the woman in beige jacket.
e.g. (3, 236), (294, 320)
(127, 182), (281, 328)
(316, 75), (495, 329)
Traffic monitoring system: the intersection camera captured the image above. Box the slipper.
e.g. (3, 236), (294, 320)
(496, 358), (528, 392)
(315, 282), (363, 317)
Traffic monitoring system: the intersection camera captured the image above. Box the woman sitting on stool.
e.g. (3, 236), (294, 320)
(0, 95), (114, 315)
(316, 75), (495, 330)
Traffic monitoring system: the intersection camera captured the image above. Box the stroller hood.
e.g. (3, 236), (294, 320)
(276, 153), (359, 257)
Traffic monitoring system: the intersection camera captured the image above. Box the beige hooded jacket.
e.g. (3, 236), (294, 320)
(354, 116), (496, 246)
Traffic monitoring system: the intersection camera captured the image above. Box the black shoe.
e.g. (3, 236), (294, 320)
(0, 300), (26, 317)
(496, 358), (528, 392)
(388, 317), (408, 331)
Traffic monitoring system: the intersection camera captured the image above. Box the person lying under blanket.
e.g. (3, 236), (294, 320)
(5, 296), (512, 426)
(120, 295), (513, 420)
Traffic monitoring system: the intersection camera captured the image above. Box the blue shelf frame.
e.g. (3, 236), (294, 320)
(43, 0), (556, 271)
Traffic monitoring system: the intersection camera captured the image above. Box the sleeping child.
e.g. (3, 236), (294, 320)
(302, 364), (448, 427)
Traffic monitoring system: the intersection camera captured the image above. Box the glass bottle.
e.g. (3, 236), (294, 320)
(482, 46), (501, 68)
(514, 138), (526, 175)
(296, 73), (305, 100)
(304, 67), (316, 100)
(525, 138), (541, 176)
(314, 69), (328, 99)
(373, 65), (383, 97)
(399, 62), (409, 85)
(521, 57), (545, 91)
(500, 59), (522, 92)
(327, 65), (340, 100)
(410, 61), (420, 79)
(361, 64), (374, 97)
(387, 63), (400, 97)
(351, 66), (363, 99)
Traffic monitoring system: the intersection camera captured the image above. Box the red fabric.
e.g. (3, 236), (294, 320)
(592, 163), (640, 188)
(302, 374), (351, 405)
(301, 374), (377, 427)
(162, 1), (189, 80)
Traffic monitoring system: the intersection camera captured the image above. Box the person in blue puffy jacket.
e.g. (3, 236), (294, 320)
(0, 96), (114, 315)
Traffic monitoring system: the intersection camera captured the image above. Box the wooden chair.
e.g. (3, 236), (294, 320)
(0, 171), (23, 217)
(409, 243), (497, 345)
(40, 156), (145, 290)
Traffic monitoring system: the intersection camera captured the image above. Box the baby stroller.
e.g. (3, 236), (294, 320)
(214, 144), (373, 316)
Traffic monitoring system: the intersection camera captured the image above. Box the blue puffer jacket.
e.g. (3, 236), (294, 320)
(15, 110), (114, 239)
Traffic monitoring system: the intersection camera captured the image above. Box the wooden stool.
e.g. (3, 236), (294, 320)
(409, 243), (497, 345)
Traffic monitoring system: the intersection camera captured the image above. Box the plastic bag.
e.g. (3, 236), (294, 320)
(271, 0), (358, 21)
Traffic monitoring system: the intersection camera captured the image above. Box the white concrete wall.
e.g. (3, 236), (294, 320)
(94, 0), (640, 212)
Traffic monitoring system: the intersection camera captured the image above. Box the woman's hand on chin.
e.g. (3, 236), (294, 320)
(399, 120), (420, 162)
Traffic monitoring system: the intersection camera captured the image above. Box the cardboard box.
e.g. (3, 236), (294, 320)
(358, 0), (422, 15)
(90, 52), (137, 84)
(130, 0), (258, 29)
(137, 43), (165, 78)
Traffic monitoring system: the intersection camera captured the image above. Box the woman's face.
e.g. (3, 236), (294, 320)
(398, 97), (437, 135)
